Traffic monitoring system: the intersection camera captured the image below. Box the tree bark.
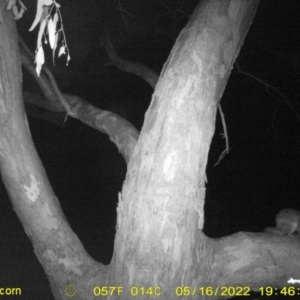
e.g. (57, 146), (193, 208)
(0, 3), (109, 299)
(110, 0), (260, 297)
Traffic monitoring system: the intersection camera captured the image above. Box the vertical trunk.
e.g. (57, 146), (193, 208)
(111, 0), (259, 296)
(0, 3), (104, 299)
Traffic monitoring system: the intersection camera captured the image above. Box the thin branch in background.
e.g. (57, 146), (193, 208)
(117, 0), (135, 27)
(214, 104), (230, 166)
(236, 62), (300, 122)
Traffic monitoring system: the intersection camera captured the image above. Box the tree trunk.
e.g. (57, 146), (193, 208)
(110, 0), (259, 296)
(0, 2), (108, 299)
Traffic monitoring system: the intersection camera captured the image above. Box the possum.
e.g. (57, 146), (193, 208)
(264, 208), (300, 235)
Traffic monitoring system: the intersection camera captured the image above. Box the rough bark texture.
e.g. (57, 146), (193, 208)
(0, 3), (110, 300)
(110, 0), (260, 298)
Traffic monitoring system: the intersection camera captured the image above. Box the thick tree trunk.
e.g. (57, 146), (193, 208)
(0, 3), (109, 300)
(110, 0), (259, 297)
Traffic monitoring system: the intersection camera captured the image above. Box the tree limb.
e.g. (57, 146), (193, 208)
(19, 36), (139, 164)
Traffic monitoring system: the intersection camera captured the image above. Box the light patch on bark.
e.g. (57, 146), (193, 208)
(23, 174), (40, 201)
(163, 150), (179, 182)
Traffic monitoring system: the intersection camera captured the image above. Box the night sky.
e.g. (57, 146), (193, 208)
(0, 0), (300, 299)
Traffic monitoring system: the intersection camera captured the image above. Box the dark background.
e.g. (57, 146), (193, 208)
(0, 0), (300, 299)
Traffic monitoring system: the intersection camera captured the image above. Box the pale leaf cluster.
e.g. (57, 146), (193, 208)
(29, 0), (70, 76)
